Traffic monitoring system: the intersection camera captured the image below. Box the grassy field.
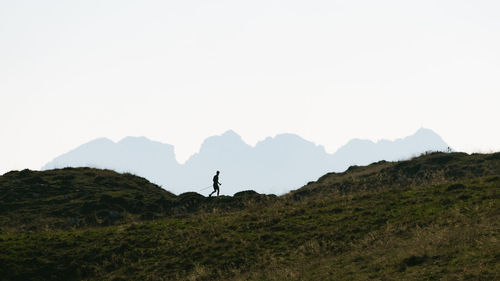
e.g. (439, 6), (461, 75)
(0, 152), (498, 280)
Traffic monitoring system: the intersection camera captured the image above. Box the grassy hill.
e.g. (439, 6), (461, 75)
(0, 168), (276, 232)
(0, 152), (498, 280)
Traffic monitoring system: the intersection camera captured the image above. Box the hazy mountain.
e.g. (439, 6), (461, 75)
(42, 136), (180, 187)
(332, 128), (450, 167)
(179, 131), (333, 195)
(42, 128), (450, 195)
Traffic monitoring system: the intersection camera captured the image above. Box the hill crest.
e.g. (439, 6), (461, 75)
(1, 152), (499, 280)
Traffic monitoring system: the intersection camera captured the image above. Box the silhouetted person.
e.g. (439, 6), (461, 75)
(209, 171), (221, 197)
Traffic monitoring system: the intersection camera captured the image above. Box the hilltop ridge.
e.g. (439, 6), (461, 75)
(3, 151), (498, 233)
(0, 152), (499, 280)
(0, 168), (276, 232)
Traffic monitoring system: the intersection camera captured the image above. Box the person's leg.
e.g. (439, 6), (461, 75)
(217, 187), (219, 196)
(209, 189), (216, 197)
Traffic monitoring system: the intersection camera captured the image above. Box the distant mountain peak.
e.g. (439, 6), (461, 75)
(117, 136), (173, 148)
(195, 130), (250, 157)
(414, 127), (438, 136)
(257, 133), (308, 145)
(344, 138), (374, 145)
(274, 133), (305, 141)
(221, 130), (240, 138)
(86, 137), (114, 145)
(203, 130), (245, 144)
(119, 136), (150, 143)
(42, 128), (451, 195)
(406, 128), (448, 146)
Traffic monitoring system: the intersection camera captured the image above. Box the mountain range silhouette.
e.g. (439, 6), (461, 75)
(42, 128), (449, 195)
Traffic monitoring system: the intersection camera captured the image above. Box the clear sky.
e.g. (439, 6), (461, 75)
(1, 0), (499, 175)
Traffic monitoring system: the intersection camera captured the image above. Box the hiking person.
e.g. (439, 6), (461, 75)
(209, 171), (221, 197)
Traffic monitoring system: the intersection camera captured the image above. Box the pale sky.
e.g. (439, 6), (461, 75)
(1, 0), (499, 175)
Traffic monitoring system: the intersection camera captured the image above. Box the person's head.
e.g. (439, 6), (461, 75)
(216, 171), (220, 175)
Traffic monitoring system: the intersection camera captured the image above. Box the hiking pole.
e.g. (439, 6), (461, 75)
(198, 185), (212, 192)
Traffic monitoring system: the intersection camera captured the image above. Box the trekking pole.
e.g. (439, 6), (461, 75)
(198, 185), (212, 192)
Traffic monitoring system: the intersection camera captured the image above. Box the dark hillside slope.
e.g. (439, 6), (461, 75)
(0, 168), (177, 231)
(289, 152), (500, 200)
(0, 168), (276, 232)
(0, 152), (498, 280)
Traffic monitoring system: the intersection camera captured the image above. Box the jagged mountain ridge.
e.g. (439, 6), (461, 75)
(42, 128), (450, 195)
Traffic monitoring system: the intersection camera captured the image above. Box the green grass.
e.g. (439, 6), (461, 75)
(0, 168), (276, 233)
(0, 152), (499, 280)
